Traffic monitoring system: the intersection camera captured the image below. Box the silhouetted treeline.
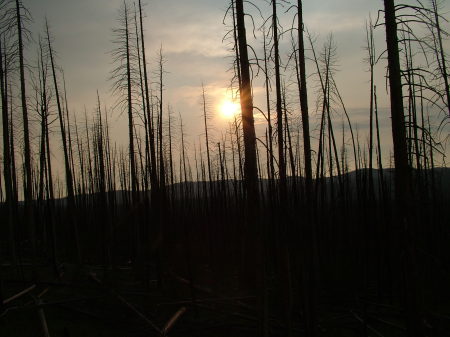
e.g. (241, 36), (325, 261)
(1, 0), (450, 336)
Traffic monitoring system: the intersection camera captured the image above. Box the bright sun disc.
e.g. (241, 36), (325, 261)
(220, 100), (239, 118)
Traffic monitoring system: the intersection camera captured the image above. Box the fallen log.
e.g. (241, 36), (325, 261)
(89, 272), (162, 335)
(3, 284), (36, 305)
(162, 306), (186, 336)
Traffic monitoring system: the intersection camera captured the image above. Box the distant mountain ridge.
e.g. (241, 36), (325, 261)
(5, 167), (449, 205)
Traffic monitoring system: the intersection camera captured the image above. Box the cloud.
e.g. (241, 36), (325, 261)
(306, 12), (365, 34)
(150, 20), (229, 58)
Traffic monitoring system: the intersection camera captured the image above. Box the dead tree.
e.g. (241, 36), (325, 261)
(383, 0), (411, 205)
(138, 0), (158, 193)
(0, 32), (16, 264)
(46, 21), (75, 203)
(430, 0), (450, 118)
(271, 0), (287, 200)
(383, 1), (421, 336)
(111, 2), (138, 199)
(297, 0), (312, 198)
(15, 0), (33, 202)
(365, 19), (376, 196)
(235, 0), (258, 200)
(262, 29), (275, 184)
(201, 84), (214, 198)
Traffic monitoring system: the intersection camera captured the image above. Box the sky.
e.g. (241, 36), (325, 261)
(21, 0), (450, 175)
(26, 0), (384, 106)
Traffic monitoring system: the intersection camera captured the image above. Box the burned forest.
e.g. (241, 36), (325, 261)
(1, 0), (450, 336)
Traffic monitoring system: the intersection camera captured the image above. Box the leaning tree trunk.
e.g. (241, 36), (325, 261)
(46, 21), (75, 203)
(431, 0), (450, 118)
(297, 0), (312, 197)
(46, 20), (81, 265)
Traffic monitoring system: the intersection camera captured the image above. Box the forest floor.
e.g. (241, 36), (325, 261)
(2, 261), (450, 337)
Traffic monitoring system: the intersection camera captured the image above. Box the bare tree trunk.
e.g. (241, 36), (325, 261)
(272, 0), (286, 200)
(431, 0), (450, 118)
(47, 20), (81, 264)
(231, 0), (242, 89)
(0, 36), (16, 265)
(46, 21), (75, 202)
(62, 72), (76, 190)
(9, 96), (18, 203)
(0, 37), (12, 206)
(134, 4), (149, 192)
(45, 108), (54, 201)
(158, 46), (166, 196)
(282, 85), (296, 194)
(16, 0), (32, 203)
(38, 40), (48, 202)
(297, 0), (312, 197)
(235, 0), (258, 200)
(138, 0), (158, 193)
(124, 5), (138, 199)
(383, 0), (410, 205)
(84, 109), (93, 195)
(168, 106), (175, 197)
(234, 115), (244, 183)
(202, 84), (213, 198)
(366, 20), (375, 197)
(374, 86), (385, 192)
(16, 0), (37, 278)
(263, 30), (275, 185)
(383, 1), (421, 336)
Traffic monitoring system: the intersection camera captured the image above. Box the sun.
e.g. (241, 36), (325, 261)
(220, 100), (240, 119)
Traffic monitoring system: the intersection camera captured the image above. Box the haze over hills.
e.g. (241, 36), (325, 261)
(1, 0), (450, 336)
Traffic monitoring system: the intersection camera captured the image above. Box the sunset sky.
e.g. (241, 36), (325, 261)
(23, 0), (450, 171)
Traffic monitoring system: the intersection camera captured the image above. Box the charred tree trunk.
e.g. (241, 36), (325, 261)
(138, 0), (158, 193)
(383, 0), (410, 206)
(235, 0), (258, 200)
(0, 36), (16, 264)
(124, 5), (138, 199)
(16, 0), (32, 203)
(383, 1), (421, 336)
(272, 0), (286, 201)
(46, 21), (75, 203)
(431, 0), (450, 118)
(202, 84), (214, 198)
(47, 21), (81, 264)
(297, 0), (312, 198)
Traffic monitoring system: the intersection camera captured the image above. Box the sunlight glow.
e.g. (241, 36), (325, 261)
(219, 100), (240, 119)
